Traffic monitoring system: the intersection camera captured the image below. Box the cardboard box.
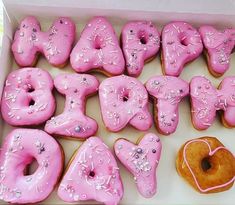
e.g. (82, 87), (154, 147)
(0, 0), (235, 204)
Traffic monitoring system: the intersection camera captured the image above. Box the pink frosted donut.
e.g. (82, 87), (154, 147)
(70, 17), (125, 76)
(122, 21), (160, 77)
(199, 26), (235, 77)
(58, 136), (123, 205)
(190, 76), (235, 130)
(45, 73), (99, 139)
(11, 16), (75, 67)
(146, 76), (189, 135)
(1, 67), (55, 126)
(0, 128), (63, 204)
(99, 75), (152, 132)
(114, 133), (162, 198)
(162, 21), (203, 76)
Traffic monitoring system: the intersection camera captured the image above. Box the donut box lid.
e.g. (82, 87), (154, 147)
(2, 0), (235, 15)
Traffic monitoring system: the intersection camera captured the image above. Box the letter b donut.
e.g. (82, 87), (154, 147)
(1, 67), (55, 126)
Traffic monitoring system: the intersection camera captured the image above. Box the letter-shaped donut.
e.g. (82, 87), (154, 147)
(122, 21), (160, 77)
(199, 26), (235, 77)
(58, 136), (123, 205)
(190, 76), (235, 130)
(70, 17), (125, 76)
(11, 16), (75, 67)
(45, 74), (99, 139)
(99, 75), (152, 132)
(161, 21), (203, 76)
(0, 129), (63, 203)
(114, 133), (162, 198)
(1, 67), (55, 126)
(146, 76), (189, 135)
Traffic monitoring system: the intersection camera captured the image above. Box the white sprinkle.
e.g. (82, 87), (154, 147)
(106, 175), (112, 185)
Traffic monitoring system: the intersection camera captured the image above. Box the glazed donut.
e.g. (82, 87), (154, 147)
(0, 128), (64, 203)
(58, 136), (123, 205)
(11, 16), (75, 67)
(145, 75), (189, 135)
(45, 73), (99, 139)
(199, 26), (235, 77)
(190, 76), (235, 130)
(1, 67), (55, 126)
(70, 17), (125, 76)
(114, 133), (162, 198)
(122, 21), (160, 77)
(176, 136), (235, 193)
(161, 21), (203, 76)
(99, 75), (152, 132)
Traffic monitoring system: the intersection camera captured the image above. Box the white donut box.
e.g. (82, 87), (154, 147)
(0, 0), (234, 204)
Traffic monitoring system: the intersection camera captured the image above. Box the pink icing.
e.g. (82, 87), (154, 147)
(146, 76), (189, 135)
(114, 133), (162, 198)
(199, 26), (235, 76)
(99, 75), (152, 132)
(190, 76), (235, 130)
(183, 139), (235, 192)
(162, 21), (203, 76)
(0, 128), (63, 203)
(11, 16), (75, 67)
(70, 17), (125, 75)
(1, 67), (55, 126)
(122, 21), (160, 77)
(58, 136), (123, 205)
(45, 73), (99, 139)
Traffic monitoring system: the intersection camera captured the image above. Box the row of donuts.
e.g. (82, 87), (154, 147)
(0, 130), (234, 204)
(0, 129), (160, 204)
(1, 67), (235, 136)
(12, 16), (235, 77)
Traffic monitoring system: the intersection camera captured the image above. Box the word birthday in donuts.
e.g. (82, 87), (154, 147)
(0, 15), (234, 205)
(3, 69), (235, 135)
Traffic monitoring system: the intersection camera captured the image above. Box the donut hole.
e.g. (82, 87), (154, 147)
(179, 34), (189, 46)
(140, 37), (147, 44)
(180, 39), (188, 46)
(138, 30), (148, 45)
(28, 88), (35, 92)
(201, 157), (212, 172)
(94, 35), (104, 50)
(26, 85), (35, 93)
(88, 171), (95, 178)
(24, 158), (39, 176)
(29, 99), (35, 106)
(120, 89), (130, 102)
(94, 44), (101, 50)
(122, 93), (129, 102)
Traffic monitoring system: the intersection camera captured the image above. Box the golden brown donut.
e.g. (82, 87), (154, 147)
(176, 136), (235, 193)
